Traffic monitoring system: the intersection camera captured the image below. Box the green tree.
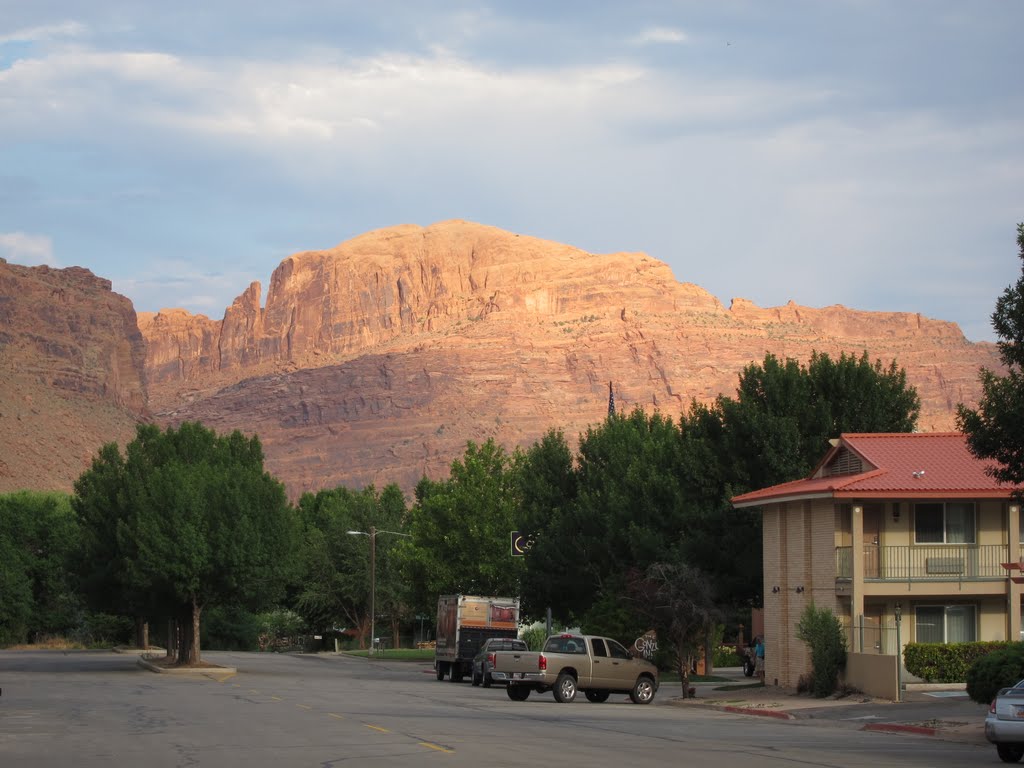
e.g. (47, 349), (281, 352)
(795, 603), (847, 697)
(514, 429), (581, 621)
(73, 422), (300, 665)
(294, 484), (408, 649)
(680, 351), (920, 608)
(519, 409), (687, 624)
(403, 440), (524, 601)
(958, 223), (1024, 488)
(0, 491), (81, 644)
(628, 560), (721, 699)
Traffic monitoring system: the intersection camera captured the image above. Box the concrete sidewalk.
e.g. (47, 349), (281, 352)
(668, 667), (987, 745)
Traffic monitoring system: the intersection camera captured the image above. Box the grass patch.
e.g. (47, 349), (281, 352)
(661, 672), (735, 683)
(343, 648), (435, 661)
(713, 682), (765, 691)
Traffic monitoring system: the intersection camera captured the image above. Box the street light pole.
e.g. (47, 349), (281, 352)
(347, 526), (410, 656)
(369, 525), (376, 656)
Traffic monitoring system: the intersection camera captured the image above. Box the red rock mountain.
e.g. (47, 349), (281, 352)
(131, 220), (1000, 500)
(0, 258), (147, 494)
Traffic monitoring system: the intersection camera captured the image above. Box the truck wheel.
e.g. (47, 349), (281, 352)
(472, 669), (481, 686)
(435, 662), (447, 681)
(483, 671), (493, 688)
(629, 676), (656, 705)
(997, 744), (1024, 763)
(553, 673), (578, 703)
(450, 666), (464, 683)
(585, 690), (610, 703)
(506, 685), (530, 701)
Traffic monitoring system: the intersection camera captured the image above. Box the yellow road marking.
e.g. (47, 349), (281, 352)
(296, 704), (312, 710)
(364, 724), (390, 733)
(215, 673), (237, 682)
(419, 742), (454, 754)
(270, 696), (283, 701)
(329, 713), (345, 720)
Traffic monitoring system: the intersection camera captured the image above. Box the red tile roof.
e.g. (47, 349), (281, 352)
(732, 432), (1019, 507)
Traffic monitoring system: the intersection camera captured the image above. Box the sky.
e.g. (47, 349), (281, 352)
(1, 1), (1021, 343)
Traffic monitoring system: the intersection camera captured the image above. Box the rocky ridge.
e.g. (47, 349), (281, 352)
(136, 220), (1001, 499)
(0, 258), (147, 493)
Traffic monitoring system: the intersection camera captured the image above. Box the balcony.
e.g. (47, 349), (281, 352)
(835, 544), (1007, 583)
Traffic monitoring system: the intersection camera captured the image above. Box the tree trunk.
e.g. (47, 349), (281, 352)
(177, 599), (203, 665)
(392, 616), (400, 650)
(165, 618), (178, 659)
(134, 617), (149, 649)
(678, 653), (692, 699)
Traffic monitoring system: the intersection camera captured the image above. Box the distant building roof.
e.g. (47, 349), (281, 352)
(731, 432), (1019, 508)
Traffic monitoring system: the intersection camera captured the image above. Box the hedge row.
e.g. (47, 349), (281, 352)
(903, 641), (1012, 682)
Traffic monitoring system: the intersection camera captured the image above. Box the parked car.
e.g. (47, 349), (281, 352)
(985, 679), (1024, 762)
(491, 633), (659, 704)
(472, 637), (528, 687)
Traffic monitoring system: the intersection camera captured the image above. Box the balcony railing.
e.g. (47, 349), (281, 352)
(835, 544), (1007, 582)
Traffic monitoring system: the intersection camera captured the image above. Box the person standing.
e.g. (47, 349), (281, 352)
(754, 635), (765, 683)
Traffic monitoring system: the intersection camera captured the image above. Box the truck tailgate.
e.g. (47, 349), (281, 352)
(491, 651), (544, 682)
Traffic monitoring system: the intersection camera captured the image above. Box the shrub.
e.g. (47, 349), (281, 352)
(795, 603), (846, 697)
(520, 624), (549, 652)
(713, 645), (743, 667)
(966, 643), (1024, 704)
(904, 641), (1011, 683)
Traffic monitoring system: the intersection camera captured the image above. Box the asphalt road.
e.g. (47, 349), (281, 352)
(0, 650), (999, 767)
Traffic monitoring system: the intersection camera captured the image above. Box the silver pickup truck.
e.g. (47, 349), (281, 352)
(985, 678), (1024, 762)
(491, 633), (658, 704)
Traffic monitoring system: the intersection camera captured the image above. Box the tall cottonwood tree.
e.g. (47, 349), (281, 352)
(0, 491), (80, 644)
(294, 484), (408, 649)
(958, 223), (1024, 489)
(74, 422), (300, 664)
(403, 440), (525, 606)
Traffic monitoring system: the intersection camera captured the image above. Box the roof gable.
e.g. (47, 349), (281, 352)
(733, 432), (1018, 507)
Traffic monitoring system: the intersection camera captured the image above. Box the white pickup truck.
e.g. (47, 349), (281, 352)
(490, 633), (658, 704)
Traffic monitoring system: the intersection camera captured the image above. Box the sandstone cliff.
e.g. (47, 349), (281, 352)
(0, 259), (147, 493)
(139, 220), (1001, 499)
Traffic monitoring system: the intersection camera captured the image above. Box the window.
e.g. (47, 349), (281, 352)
(915, 605), (977, 643)
(914, 502), (975, 544)
(591, 639), (608, 658)
(607, 639), (631, 660)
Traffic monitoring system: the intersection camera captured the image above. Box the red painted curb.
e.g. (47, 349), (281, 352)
(863, 723), (938, 736)
(721, 705), (794, 720)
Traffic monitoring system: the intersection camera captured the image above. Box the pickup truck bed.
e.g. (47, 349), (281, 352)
(491, 633), (658, 704)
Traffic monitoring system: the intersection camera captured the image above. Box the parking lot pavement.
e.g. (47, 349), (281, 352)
(672, 668), (989, 745)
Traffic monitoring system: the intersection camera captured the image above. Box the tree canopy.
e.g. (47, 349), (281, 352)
(958, 223), (1024, 489)
(73, 422), (300, 664)
(403, 439), (525, 605)
(0, 491), (79, 645)
(294, 484), (408, 648)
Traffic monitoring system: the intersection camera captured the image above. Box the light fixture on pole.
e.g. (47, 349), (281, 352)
(346, 526), (411, 656)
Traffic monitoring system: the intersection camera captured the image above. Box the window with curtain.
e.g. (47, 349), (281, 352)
(915, 605), (977, 643)
(914, 502), (975, 544)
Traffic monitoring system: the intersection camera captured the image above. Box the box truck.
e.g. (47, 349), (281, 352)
(434, 594), (520, 682)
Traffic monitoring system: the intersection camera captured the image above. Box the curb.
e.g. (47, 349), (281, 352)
(863, 722), (939, 736)
(720, 705), (794, 720)
(137, 658), (237, 675)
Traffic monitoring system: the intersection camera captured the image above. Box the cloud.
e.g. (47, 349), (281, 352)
(630, 27), (689, 45)
(0, 21), (86, 45)
(0, 231), (56, 266)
